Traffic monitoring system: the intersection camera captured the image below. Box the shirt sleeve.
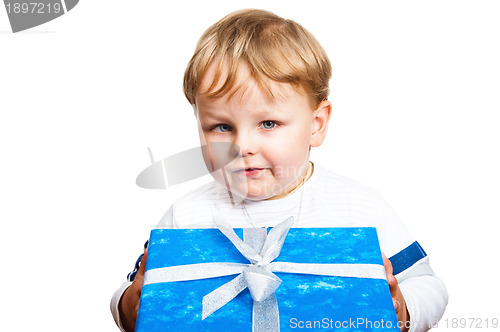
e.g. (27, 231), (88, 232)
(400, 272), (449, 332)
(156, 204), (175, 229)
(374, 191), (448, 331)
(110, 281), (132, 332)
(110, 206), (175, 331)
(110, 249), (147, 331)
(374, 191), (415, 258)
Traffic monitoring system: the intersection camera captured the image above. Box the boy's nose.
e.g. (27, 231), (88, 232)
(234, 131), (257, 156)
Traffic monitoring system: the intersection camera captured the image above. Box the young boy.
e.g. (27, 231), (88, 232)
(111, 9), (448, 332)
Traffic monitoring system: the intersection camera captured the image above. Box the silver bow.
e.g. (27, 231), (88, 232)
(143, 217), (387, 331)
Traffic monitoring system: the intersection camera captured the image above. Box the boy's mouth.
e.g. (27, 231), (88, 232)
(234, 167), (265, 177)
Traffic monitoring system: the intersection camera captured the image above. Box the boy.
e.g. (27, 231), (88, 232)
(111, 9), (448, 332)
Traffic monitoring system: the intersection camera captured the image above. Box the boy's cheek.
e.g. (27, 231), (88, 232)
(209, 168), (250, 196)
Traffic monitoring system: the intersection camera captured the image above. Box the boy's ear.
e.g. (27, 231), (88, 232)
(310, 100), (332, 147)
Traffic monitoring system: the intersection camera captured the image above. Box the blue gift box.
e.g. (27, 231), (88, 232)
(136, 226), (399, 331)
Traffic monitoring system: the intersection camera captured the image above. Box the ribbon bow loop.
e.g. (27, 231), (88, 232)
(259, 216), (294, 265)
(201, 215), (294, 323)
(243, 265), (282, 302)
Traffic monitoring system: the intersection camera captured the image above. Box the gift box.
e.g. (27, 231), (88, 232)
(136, 220), (399, 331)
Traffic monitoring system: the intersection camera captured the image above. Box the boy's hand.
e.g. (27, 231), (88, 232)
(119, 247), (148, 332)
(382, 253), (410, 332)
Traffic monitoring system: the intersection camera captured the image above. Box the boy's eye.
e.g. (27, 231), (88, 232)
(213, 124), (232, 132)
(261, 121), (278, 130)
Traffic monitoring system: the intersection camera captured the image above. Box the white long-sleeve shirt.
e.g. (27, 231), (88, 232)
(111, 164), (448, 331)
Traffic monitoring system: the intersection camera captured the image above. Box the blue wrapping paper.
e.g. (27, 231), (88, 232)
(136, 227), (399, 331)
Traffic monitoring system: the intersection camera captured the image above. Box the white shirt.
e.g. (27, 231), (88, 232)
(111, 164), (448, 332)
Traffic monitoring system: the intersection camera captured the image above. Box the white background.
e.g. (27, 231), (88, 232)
(1, 1), (499, 330)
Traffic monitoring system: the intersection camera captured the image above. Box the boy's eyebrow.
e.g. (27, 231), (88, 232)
(199, 104), (288, 120)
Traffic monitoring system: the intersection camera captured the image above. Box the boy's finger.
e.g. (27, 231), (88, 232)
(393, 299), (400, 313)
(130, 248), (148, 296)
(387, 273), (399, 297)
(137, 248), (148, 277)
(382, 252), (393, 275)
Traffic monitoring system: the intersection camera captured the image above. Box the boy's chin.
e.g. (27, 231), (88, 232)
(231, 186), (283, 202)
(227, 188), (269, 202)
(211, 172), (291, 201)
(216, 182), (276, 202)
(241, 192), (274, 201)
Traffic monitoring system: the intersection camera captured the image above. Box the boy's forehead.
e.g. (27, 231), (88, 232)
(196, 60), (297, 108)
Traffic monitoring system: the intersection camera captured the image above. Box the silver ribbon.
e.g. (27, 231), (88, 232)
(143, 217), (387, 331)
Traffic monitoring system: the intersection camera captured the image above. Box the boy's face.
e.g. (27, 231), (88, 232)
(195, 62), (330, 201)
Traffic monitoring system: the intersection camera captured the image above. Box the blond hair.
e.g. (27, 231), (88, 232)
(183, 9), (331, 108)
